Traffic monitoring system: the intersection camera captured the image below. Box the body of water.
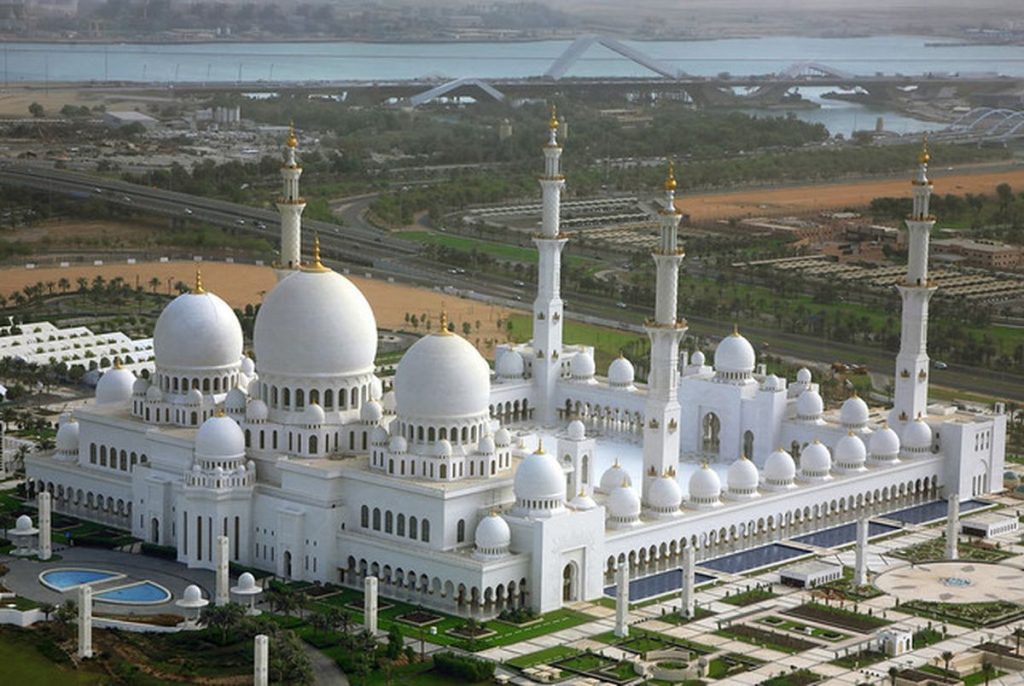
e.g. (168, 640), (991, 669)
(4, 35), (1020, 135)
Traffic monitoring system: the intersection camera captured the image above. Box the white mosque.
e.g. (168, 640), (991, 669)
(25, 116), (1006, 616)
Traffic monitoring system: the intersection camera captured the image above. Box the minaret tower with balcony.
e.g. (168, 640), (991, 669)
(893, 139), (937, 427)
(275, 123), (305, 279)
(642, 163), (687, 499)
(532, 106), (567, 423)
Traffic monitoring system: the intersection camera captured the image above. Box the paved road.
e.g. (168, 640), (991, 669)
(304, 643), (349, 686)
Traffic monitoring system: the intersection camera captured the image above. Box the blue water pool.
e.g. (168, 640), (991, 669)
(882, 499), (990, 525)
(604, 568), (715, 600)
(94, 581), (171, 605)
(792, 521), (901, 548)
(700, 543), (810, 574)
(40, 568), (123, 591)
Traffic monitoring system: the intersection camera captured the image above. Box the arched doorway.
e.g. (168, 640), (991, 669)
(562, 562), (578, 602)
(283, 551), (292, 579)
(150, 517), (160, 543)
(742, 430), (754, 459)
(701, 413), (721, 455)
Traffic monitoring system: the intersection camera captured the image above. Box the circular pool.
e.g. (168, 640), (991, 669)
(94, 581), (172, 605)
(39, 568), (123, 591)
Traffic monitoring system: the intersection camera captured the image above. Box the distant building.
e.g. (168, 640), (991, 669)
(103, 111), (159, 130)
(932, 238), (1023, 270)
(739, 217), (840, 243)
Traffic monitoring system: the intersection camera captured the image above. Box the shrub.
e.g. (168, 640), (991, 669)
(433, 651), (494, 681)
(140, 542), (177, 560)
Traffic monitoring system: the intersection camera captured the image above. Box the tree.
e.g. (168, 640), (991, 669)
(981, 659), (995, 685)
(941, 650), (954, 677)
(269, 629), (314, 685)
(57, 278), (70, 294)
(202, 603), (246, 645)
(149, 277), (161, 293)
(38, 602), (56, 621)
(1014, 626), (1023, 655)
(28, 102), (44, 118)
(386, 624), (403, 659)
(889, 666), (899, 686)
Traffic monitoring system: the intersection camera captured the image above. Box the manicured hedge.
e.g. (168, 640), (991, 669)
(433, 651), (495, 681)
(140, 542), (177, 560)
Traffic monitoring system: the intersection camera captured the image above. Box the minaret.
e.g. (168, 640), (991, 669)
(276, 122), (305, 278)
(532, 106), (567, 423)
(893, 139), (936, 427)
(642, 163), (687, 500)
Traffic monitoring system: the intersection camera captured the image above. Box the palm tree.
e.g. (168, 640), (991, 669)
(941, 650), (954, 677)
(148, 277), (161, 293)
(889, 666), (899, 686)
(75, 277), (88, 292)
(981, 659), (995, 685)
(57, 278), (70, 294)
(1015, 626), (1024, 655)
(201, 603), (245, 645)
(38, 602), (56, 621)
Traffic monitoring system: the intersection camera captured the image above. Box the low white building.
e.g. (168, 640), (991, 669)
(779, 560), (843, 588)
(960, 512), (1019, 539)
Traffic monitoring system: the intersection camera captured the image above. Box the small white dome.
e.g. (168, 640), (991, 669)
(598, 461), (627, 493)
(389, 434), (407, 453)
(132, 376), (150, 396)
(495, 427), (512, 446)
(254, 269), (377, 380)
(302, 402), (325, 426)
(395, 330), (490, 421)
(607, 481), (641, 523)
(56, 417), (80, 453)
(154, 289), (242, 373)
(608, 355), (635, 388)
(691, 350), (705, 366)
(370, 425), (389, 445)
(240, 356), (255, 376)
(727, 455), (760, 496)
(146, 384), (163, 402)
(96, 366), (135, 405)
(182, 584), (204, 604)
(237, 572), (257, 591)
(800, 440), (832, 479)
(688, 464), (722, 506)
(435, 439), (452, 457)
(762, 374), (782, 391)
(834, 432), (867, 471)
(764, 448), (796, 489)
(496, 350), (525, 379)
(474, 513), (511, 554)
(870, 423), (901, 460)
(796, 389), (824, 420)
(514, 445), (565, 506)
(225, 387), (248, 413)
(195, 414), (245, 458)
(360, 400), (382, 423)
(567, 419), (586, 441)
(14, 514), (33, 533)
(902, 417), (933, 452)
(840, 394), (870, 428)
(570, 351), (595, 380)
(714, 329), (756, 373)
(796, 367), (812, 384)
(478, 434), (496, 455)
(570, 490), (598, 510)
(381, 390), (397, 413)
(185, 388), (203, 406)
(646, 475), (682, 513)
(246, 399), (268, 422)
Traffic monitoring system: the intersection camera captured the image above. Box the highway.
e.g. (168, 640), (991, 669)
(3, 163), (1022, 403)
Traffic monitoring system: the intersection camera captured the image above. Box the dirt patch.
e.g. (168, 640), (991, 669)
(0, 85), (173, 119)
(1, 219), (162, 246)
(0, 260), (516, 357)
(682, 167), (1024, 222)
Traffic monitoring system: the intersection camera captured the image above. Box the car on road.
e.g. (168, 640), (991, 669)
(93, 187), (103, 194)
(183, 208), (193, 215)
(256, 222), (267, 229)
(616, 302), (628, 309)
(122, 195), (132, 203)
(933, 360), (948, 369)
(236, 219), (246, 226)
(513, 280), (526, 288)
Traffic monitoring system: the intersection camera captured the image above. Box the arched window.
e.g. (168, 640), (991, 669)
(309, 435), (318, 454)
(282, 387), (291, 408)
(385, 511), (393, 534)
(360, 505), (369, 528)
(743, 430), (754, 459)
(372, 508), (381, 531)
(457, 519), (466, 543)
(397, 514), (405, 537)
(701, 413), (721, 454)
(409, 516), (418, 540)
(324, 389), (333, 409)
(440, 464), (447, 479)
(309, 389), (319, 405)
(421, 519), (430, 543)
(295, 388), (305, 409)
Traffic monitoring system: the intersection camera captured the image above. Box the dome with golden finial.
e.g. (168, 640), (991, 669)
(918, 134), (929, 165)
(664, 161), (677, 191)
(286, 120), (298, 149)
(548, 104), (559, 130)
(153, 270), (242, 375)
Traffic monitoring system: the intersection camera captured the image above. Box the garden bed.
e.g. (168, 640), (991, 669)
(890, 537), (1014, 564)
(759, 669), (823, 686)
(900, 599), (1024, 628)
(714, 623), (821, 654)
(446, 624), (497, 640)
(783, 602), (891, 633)
(720, 587), (776, 606)
(396, 610), (443, 627)
(759, 616), (848, 642)
(830, 649), (887, 668)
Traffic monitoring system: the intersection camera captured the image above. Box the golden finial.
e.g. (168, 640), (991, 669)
(112, 357), (122, 369)
(918, 134), (929, 165)
(664, 161), (677, 192)
(623, 474), (631, 488)
(851, 388), (859, 398)
(534, 438), (545, 454)
(548, 104), (559, 130)
(302, 234), (330, 272)
(439, 309), (452, 336)
(286, 120), (298, 149)
(579, 488), (586, 497)
(732, 323), (740, 337)
(489, 508), (497, 517)
(194, 268), (205, 294)
(215, 405), (226, 417)
(613, 457), (620, 467)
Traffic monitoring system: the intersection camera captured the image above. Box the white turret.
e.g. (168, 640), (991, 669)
(532, 106), (567, 423)
(276, 123), (306, 276)
(894, 138), (936, 426)
(642, 162), (687, 503)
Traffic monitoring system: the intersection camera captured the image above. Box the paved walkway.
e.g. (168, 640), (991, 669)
(303, 643), (349, 686)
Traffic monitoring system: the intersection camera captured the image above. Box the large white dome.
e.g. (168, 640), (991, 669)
(727, 455), (760, 497)
(902, 417), (933, 454)
(607, 481), (641, 523)
(513, 445), (565, 505)
(96, 365), (135, 405)
(714, 329), (756, 373)
(395, 330), (490, 420)
(254, 269), (377, 378)
(195, 414), (245, 458)
(55, 415), (79, 453)
(598, 461), (627, 493)
(154, 289), (242, 372)
(800, 440), (832, 479)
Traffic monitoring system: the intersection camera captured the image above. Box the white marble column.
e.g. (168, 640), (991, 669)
(945, 495), (959, 560)
(216, 535), (230, 606)
(681, 546), (695, 618)
(854, 518), (869, 587)
(78, 585), (93, 659)
(614, 563), (629, 638)
(254, 633), (269, 686)
(364, 576), (378, 635)
(37, 492), (52, 561)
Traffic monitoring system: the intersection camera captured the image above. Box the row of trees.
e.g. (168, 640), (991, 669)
(871, 183), (1024, 241)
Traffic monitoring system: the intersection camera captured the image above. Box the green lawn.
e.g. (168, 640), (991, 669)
(720, 587), (776, 606)
(900, 599), (1024, 628)
(890, 536), (1014, 564)
(830, 649), (887, 668)
(397, 230), (598, 270)
(507, 313), (645, 370)
(505, 645), (579, 669)
(0, 628), (107, 685)
(759, 616), (849, 642)
(963, 668), (1006, 685)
